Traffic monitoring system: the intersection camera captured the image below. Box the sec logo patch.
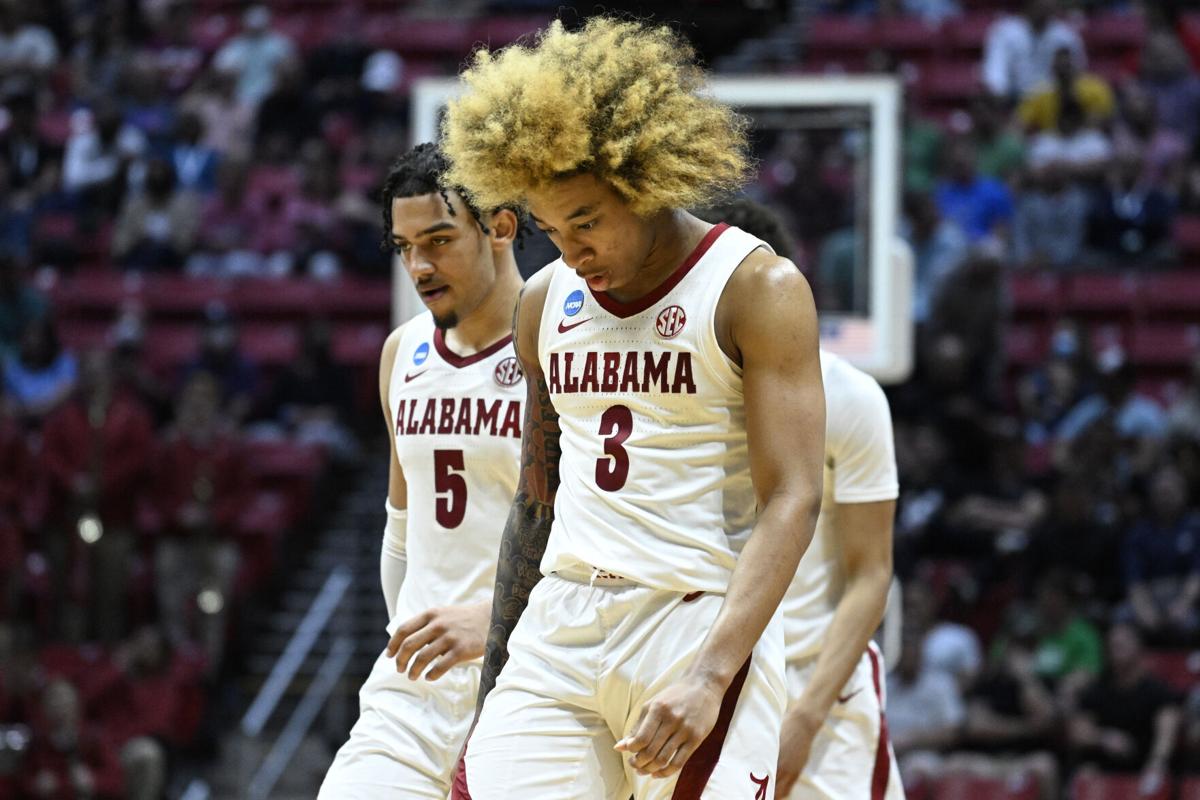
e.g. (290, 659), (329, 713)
(655, 305), (687, 338)
(494, 356), (523, 387)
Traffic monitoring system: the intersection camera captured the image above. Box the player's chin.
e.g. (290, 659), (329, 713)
(431, 308), (460, 330)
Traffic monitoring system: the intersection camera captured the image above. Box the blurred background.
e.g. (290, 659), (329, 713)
(1, 0), (1200, 797)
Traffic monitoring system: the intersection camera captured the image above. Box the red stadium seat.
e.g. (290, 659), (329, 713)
(144, 276), (228, 317)
(945, 12), (1000, 53)
(1070, 772), (1170, 800)
(58, 321), (111, 351)
(1143, 649), (1200, 693)
(1173, 215), (1200, 258)
(319, 277), (392, 318)
(1130, 323), (1200, 367)
(36, 109), (74, 146)
(1142, 272), (1200, 319)
(1180, 778), (1200, 800)
(229, 278), (320, 319)
(363, 16), (473, 56)
(1007, 272), (1061, 316)
(144, 324), (200, 371)
(190, 13), (235, 54)
(1082, 12), (1146, 54)
(470, 15), (553, 49)
(1005, 322), (1048, 366)
(876, 17), (944, 59)
(921, 62), (983, 106)
(808, 15), (874, 50)
(933, 772), (1040, 800)
(239, 324), (301, 365)
(246, 166), (301, 205)
(331, 324), (387, 367)
(1064, 274), (1140, 317)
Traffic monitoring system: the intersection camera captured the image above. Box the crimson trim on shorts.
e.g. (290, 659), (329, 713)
(588, 223), (729, 319)
(433, 328), (513, 369)
(867, 645), (892, 800)
(670, 654), (751, 799)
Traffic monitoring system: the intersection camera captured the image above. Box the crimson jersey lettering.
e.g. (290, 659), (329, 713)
(394, 397), (522, 440)
(547, 350), (697, 395)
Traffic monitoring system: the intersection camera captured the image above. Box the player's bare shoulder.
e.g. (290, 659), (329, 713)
(716, 247), (817, 365)
(379, 318), (420, 393)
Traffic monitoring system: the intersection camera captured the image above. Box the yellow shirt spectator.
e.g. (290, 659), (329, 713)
(1019, 75), (1116, 132)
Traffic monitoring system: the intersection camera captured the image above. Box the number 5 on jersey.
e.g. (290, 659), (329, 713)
(434, 450), (467, 528)
(596, 405), (632, 492)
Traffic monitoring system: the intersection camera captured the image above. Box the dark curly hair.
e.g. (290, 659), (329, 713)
(379, 142), (524, 250)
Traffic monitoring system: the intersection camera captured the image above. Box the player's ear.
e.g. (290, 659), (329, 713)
(486, 208), (518, 249)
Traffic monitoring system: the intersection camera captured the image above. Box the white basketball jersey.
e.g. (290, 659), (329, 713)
(782, 351), (898, 664)
(537, 223), (770, 593)
(387, 313), (524, 625)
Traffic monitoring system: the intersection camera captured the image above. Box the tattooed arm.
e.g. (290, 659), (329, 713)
(476, 267), (561, 712)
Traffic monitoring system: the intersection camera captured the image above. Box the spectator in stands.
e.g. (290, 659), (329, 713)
(187, 159), (266, 277)
(888, 626), (967, 784)
(970, 95), (1026, 182)
(259, 319), (358, 459)
(1018, 329), (1089, 447)
(1024, 470), (1123, 598)
(62, 100), (147, 212)
(41, 349), (153, 643)
(153, 371), (244, 674)
(949, 629), (1059, 800)
(163, 112), (219, 195)
(934, 137), (1015, 245)
(905, 579), (984, 690)
(1086, 149), (1174, 265)
(144, 1), (203, 96)
(1013, 147), (1089, 267)
(183, 305), (258, 424)
(982, 0), (1085, 103)
(1140, 29), (1200, 150)
(1019, 45), (1115, 134)
(67, 5), (134, 102)
(903, 190), (968, 325)
(2, 316), (76, 422)
(1057, 347), (1168, 446)
(1118, 464), (1200, 643)
(21, 680), (125, 799)
(1167, 351), (1200, 442)
(1025, 96), (1113, 183)
(0, 0), (59, 95)
(279, 143), (347, 278)
(905, 105), (944, 195)
(944, 427), (1048, 555)
(0, 253), (47, 358)
(894, 421), (955, 565)
(1111, 82), (1189, 193)
(305, 7), (371, 120)
(876, 0), (961, 25)
(1, 90), (60, 209)
(107, 305), (169, 425)
(212, 5), (295, 108)
(253, 59), (317, 164)
(180, 67), (255, 162)
(121, 54), (176, 148)
(995, 572), (1103, 698)
(91, 625), (203, 779)
(111, 157), (199, 271)
(1068, 622), (1182, 787)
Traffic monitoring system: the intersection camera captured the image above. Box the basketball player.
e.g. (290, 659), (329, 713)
(318, 143), (523, 799)
(698, 200), (904, 798)
(441, 19), (826, 799)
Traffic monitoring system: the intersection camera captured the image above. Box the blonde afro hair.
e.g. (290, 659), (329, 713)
(441, 17), (751, 216)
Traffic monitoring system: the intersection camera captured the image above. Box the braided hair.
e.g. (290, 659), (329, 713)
(380, 142), (525, 251)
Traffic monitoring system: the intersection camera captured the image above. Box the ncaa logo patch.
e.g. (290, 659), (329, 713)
(413, 342), (430, 365)
(494, 356), (523, 387)
(563, 289), (585, 317)
(655, 305), (687, 338)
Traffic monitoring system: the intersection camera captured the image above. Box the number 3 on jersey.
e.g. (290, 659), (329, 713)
(433, 450), (467, 528)
(595, 405), (632, 492)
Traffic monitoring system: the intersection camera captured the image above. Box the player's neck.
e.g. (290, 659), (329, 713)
(605, 210), (711, 304)
(442, 253), (522, 356)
